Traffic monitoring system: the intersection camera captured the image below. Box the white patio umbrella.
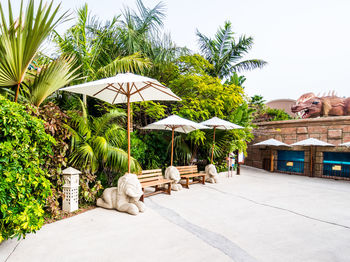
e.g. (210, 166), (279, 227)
(291, 138), (334, 176)
(291, 138), (334, 147)
(142, 115), (209, 166)
(253, 138), (290, 147)
(253, 138), (291, 172)
(200, 117), (243, 164)
(61, 73), (181, 173)
(339, 141), (350, 147)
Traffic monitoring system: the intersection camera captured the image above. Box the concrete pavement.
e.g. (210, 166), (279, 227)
(1, 166), (350, 262)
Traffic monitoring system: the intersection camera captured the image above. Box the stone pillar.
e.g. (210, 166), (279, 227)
(272, 149), (277, 172)
(62, 167), (81, 212)
(314, 149), (324, 177)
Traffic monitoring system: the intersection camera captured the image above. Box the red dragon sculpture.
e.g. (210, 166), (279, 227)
(291, 92), (350, 118)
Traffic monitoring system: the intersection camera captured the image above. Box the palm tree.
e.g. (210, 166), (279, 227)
(197, 21), (267, 79)
(0, 0), (68, 102)
(119, 0), (188, 80)
(119, 0), (165, 56)
(54, 4), (151, 105)
(54, 4), (150, 83)
(67, 100), (141, 185)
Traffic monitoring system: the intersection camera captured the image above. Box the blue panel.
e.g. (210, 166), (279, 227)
(277, 150), (304, 173)
(323, 152), (350, 178)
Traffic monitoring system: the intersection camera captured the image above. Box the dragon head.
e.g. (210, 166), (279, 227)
(291, 93), (322, 118)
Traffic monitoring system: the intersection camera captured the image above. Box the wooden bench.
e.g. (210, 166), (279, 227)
(176, 165), (205, 189)
(138, 169), (172, 202)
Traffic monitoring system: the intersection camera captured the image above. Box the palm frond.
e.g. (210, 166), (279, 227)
(0, 0), (69, 101)
(92, 109), (125, 136)
(170, 134), (191, 165)
(70, 142), (99, 172)
(196, 20), (267, 78)
(196, 29), (215, 62)
(26, 55), (79, 106)
(230, 59), (267, 73)
(215, 21), (233, 59)
(105, 145), (141, 173)
(95, 52), (151, 78)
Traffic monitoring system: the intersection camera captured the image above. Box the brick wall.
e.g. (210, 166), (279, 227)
(246, 116), (350, 178)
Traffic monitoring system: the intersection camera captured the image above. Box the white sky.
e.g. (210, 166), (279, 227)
(5, 0), (350, 101)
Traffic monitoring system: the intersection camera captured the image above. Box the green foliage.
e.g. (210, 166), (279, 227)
(249, 95), (292, 122)
(196, 21), (267, 79)
(266, 107), (292, 121)
(158, 55), (254, 165)
(133, 101), (167, 122)
(67, 100), (141, 186)
(54, 4), (151, 83)
(29, 102), (71, 217)
(25, 56), (80, 106)
(171, 55), (244, 121)
(0, 96), (55, 242)
(0, 0), (68, 101)
(129, 131), (169, 170)
(250, 95), (265, 107)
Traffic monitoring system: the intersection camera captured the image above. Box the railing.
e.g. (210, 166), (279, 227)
(322, 163), (350, 180)
(277, 160), (305, 175)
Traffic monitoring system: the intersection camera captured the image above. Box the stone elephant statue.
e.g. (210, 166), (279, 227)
(96, 173), (145, 215)
(205, 164), (219, 183)
(165, 166), (182, 191)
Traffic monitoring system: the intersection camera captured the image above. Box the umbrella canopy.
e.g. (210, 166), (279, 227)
(200, 117), (243, 164)
(200, 117), (243, 130)
(60, 73), (180, 104)
(291, 138), (334, 147)
(253, 138), (291, 147)
(253, 138), (290, 172)
(61, 73), (181, 173)
(339, 141), (350, 147)
(143, 115), (208, 133)
(142, 115), (208, 165)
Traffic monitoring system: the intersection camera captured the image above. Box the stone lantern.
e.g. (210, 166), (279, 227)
(62, 167), (81, 212)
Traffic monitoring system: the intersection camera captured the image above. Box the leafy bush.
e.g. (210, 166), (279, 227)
(29, 102), (71, 217)
(30, 102), (103, 214)
(0, 96), (55, 242)
(130, 131), (169, 170)
(266, 107), (292, 121)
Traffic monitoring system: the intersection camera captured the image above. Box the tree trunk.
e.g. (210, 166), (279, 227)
(14, 82), (21, 102)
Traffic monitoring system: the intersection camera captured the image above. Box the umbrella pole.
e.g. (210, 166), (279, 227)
(270, 149), (274, 172)
(171, 127), (175, 166)
(211, 126), (216, 164)
(127, 94), (131, 173)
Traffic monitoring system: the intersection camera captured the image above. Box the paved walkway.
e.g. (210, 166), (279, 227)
(1, 166), (350, 262)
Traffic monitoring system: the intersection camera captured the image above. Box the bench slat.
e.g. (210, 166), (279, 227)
(141, 178), (172, 188)
(139, 176), (162, 183)
(138, 173), (163, 179)
(141, 169), (162, 174)
(181, 173), (202, 178)
(176, 165), (198, 175)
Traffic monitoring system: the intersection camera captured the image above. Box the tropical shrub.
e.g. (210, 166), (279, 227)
(130, 131), (169, 170)
(67, 101), (141, 187)
(265, 107), (292, 121)
(0, 96), (55, 242)
(29, 102), (71, 217)
(30, 102), (102, 214)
